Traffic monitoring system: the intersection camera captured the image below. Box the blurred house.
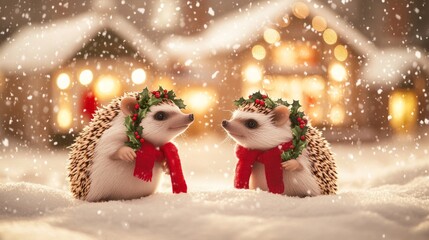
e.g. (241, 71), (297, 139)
(0, 0), (428, 145)
(363, 48), (429, 135)
(163, 0), (429, 140)
(0, 7), (171, 145)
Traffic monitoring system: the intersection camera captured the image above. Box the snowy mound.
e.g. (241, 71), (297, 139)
(0, 182), (75, 217)
(1, 178), (428, 240)
(1, 136), (429, 239)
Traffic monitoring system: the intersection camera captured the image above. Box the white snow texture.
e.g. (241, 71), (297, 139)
(0, 136), (428, 240)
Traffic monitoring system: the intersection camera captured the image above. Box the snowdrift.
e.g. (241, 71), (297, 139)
(1, 136), (428, 239)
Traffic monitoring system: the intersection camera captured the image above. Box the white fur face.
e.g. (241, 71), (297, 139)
(140, 103), (193, 147)
(222, 110), (293, 150)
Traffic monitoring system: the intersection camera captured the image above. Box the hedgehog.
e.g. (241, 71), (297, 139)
(222, 92), (337, 196)
(68, 87), (193, 202)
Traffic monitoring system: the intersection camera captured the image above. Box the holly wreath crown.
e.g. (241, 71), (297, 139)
(124, 87), (186, 150)
(234, 91), (308, 162)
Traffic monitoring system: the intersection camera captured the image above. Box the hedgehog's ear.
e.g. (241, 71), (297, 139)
(120, 97), (138, 116)
(271, 105), (290, 127)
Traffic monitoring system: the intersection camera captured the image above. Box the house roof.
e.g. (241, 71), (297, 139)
(162, 0), (429, 87)
(362, 47), (429, 87)
(162, 0), (377, 59)
(0, 11), (169, 74)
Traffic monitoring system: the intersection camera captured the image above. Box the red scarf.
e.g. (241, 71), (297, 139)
(234, 141), (293, 194)
(134, 141), (187, 194)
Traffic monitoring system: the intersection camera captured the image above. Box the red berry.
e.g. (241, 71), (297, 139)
(255, 99), (260, 104)
(300, 136), (306, 141)
(297, 117), (302, 122)
(290, 144), (295, 149)
(164, 89), (168, 94)
(134, 131), (138, 135)
(133, 113), (138, 117)
(134, 104), (140, 109)
(152, 91), (156, 94)
(249, 95), (252, 99)
(262, 95), (267, 99)
(132, 117), (137, 121)
(260, 100), (265, 106)
(155, 92), (160, 98)
(136, 135), (141, 139)
(300, 124), (304, 129)
(140, 139), (145, 143)
(164, 94), (168, 98)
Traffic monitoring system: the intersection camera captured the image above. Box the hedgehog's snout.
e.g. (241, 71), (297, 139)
(188, 114), (194, 122)
(221, 120), (229, 128)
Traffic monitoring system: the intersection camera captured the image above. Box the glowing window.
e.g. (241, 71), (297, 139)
(79, 69), (93, 85)
(131, 68), (147, 84)
(56, 73), (71, 90)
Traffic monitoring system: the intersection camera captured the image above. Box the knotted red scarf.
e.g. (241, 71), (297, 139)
(134, 141), (187, 194)
(234, 141), (293, 194)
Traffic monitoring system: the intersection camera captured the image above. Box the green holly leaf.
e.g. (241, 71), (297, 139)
(125, 141), (136, 148)
(148, 97), (162, 106)
(167, 90), (175, 99)
(234, 97), (246, 106)
(252, 91), (263, 99)
(292, 126), (301, 137)
(281, 151), (293, 162)
(265, 98), (276, 109)
(136, 125), (143, 133)
(141, 88), (149, 100)
(173, 99), (186, 109)
(292, 100), (301, 109)
(138, 108), (148, 119)
(124, 116), (133, 131)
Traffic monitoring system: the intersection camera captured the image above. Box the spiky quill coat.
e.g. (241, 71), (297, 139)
(68, 92), (136, 200)
(239, 102), (337, 195)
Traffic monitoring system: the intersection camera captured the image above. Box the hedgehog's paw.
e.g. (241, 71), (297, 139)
(113, 146), (136, 162)
(281, 159), (303, 172)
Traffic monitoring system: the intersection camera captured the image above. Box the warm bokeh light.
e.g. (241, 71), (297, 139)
(265, 76), (303, 102)
(329, 105), (345, 125)
(293, 2), (309, 19)
(79, 69), (93, 85)
(329, 63), (347, 82)
(334, 45), (348, 62)
(153, 77), (174, 90)
(243, 64), (263, 83)
(389, 90), (417, 133)
(263, 28), (280, 44)
(274, 43), (296, 66)
(94, 75), (122, 100)
(252, 45), (267, 60)
(308, 105), (323, 124)
(57, 108), (73, 130)
(262, 78), (273, 91)
(184, 90), (215, 114)
(328, 85), (343, 101)
(303, 76), (325, 96)
(56, 73), (71, 90)
(244, 87), (265, 99)
(297, 44), (313, 62)
(131, 68), (147, 84)
(323, 28), (337, 45)
(312, 16), (327, 32)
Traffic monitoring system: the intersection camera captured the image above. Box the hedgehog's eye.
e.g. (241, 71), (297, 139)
(154, 111), (167, 121)
(245, 119), (258, 129)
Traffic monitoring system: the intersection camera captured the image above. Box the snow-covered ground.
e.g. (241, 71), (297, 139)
(1, 134), (428, 240)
